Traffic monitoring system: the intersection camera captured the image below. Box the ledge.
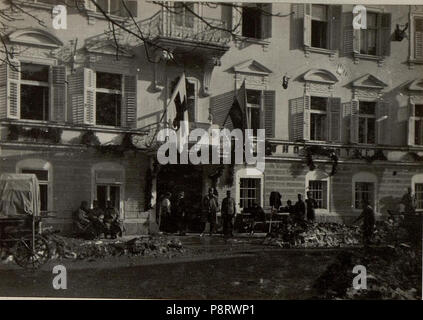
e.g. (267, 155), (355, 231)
(304, 46), (336, 59)
(0, 119), (149, 135)
(234, 36), (270, 50)
(353, 53), (385, 66)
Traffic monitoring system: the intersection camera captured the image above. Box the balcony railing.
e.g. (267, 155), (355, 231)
(85, 11), (231, 49)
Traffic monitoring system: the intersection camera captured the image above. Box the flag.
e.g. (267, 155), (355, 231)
(166, 73), (189, 152)
(225, 80), (248, 130)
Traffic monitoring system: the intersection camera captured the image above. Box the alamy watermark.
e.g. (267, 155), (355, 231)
(156, 125), (266, 172)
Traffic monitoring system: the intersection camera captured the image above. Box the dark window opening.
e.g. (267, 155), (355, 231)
(360, 12), (378, 55)
(96, 72), (121, 90)
(242, 5), (262, 38)
(96, 92), (122, 127)
(310, 113), (327, 141)
(21, 169), (48, 212)
(186, 81), (196, 122)
(21, 85), (49, 121)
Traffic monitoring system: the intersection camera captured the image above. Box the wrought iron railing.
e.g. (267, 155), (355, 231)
(85, 10), (231, 48)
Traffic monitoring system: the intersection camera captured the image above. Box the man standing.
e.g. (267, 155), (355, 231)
(354, 199), (376, 246)
(201, 188), (219, 236)
(294, 193), (306, 222)
(221, 190), (236, 237)
(401, 187), (416, 215)
(305, 191), (317, 222)
(174, 191), (187, 236)
(160, 192), (172, 233)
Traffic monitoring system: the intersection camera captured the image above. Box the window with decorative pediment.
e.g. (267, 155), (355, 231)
(289, 69), (341, 143)
(347, 74), (389, 145)
(0, 30), (66, 123)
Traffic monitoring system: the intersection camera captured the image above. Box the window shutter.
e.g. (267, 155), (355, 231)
(263, 90), (275, 138)
(85, 0), (96, 11)
(342, 101), (351, 142)
(68, 67), (95, 125)
(290, 3), (304, 50)
(261, 4), (272, 39)
(232, 3), (242, 35)
(408, 102), (416, 146)
(380, 13), (391, 57)
(210, 91), (236, 130)
(84, 68), (96, 125)
(415, 18), (423, 59)
(353, 26), (360, 53)
(350, 99), (359, 143)
(342, 12), (354, 55)
(328, 97), (341, 142)
(125, 0), (138, 17)
(123, 75), (137, 128)
(5, 60), (21, 119)
(330, 5), (342, 51)
(51, 65), (66, 123)
(376, 100), (389, 145)
(304, 95), (311, 141)
(289, 97), (304, 141)
(303, 4), (312, 47)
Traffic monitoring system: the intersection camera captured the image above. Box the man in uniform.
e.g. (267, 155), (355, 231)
(221, 190), (236, 237)
(201, 188), (219, 236)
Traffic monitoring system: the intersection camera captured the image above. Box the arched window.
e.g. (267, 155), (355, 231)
(305, 169), (330, 211)
(352, 172), (377, 211)
(412, 173), (423, 211)
(16, 159), (52, 212)
(91, 162), (125, 217)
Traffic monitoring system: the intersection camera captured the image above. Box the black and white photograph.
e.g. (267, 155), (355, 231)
(0, 0), (422, 303)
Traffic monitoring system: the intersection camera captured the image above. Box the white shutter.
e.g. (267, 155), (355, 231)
(329, 5), (342, 51)
(260, 3), (272, 39)
(342, 12), (354, 55)
(68, 67), (95, 125)
(415, 18), (423, 59)
(328, 97), (341, 142)
(123, 75), (136, 128)
(376, 100), (389, 145)
(303, 4), (312, 47)
(304, 95), (311, 141)
(289, 96), (304, 141)
(51, 65), (66, 123)
(350, 99), (359, 143)
(84, 68), (96, 125)
(0, 60), (21, 120)
(408, 102), (416, 146)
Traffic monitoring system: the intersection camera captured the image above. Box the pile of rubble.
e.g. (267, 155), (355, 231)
(0, 233), (186, 265)
(262, 220), (402, 248)
(313, 245), (422, 300)
(43, 233), (185, 261)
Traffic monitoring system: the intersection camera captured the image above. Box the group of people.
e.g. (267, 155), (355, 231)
(74, 200), (123, 240)
(270, 191), (318, 224)
(158, 188), (238, 238)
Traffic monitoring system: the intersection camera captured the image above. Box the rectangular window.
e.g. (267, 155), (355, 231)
(240, 178), (261, 209)
(310, 96), (327, 141)
(96, 184), (121, 211)
(246, 89), (262, 135)
(95, 71), (122, 127)
(416, 183), (423, 210)
(241, 4), (271, 39)
(358, 101), (376, 144)
(93, 0), (137, 17)
(415, 104), (423, 146)
(186, 80), (196, 122)
(311, 5), (328, 49)
(174, 2), (195, 28)
(309, 180), (327, 209)
(355, 182), (374, 209)
(360, 12), (378, 55)
(21, 169), (49, 212)
(20, 63), (50, 121)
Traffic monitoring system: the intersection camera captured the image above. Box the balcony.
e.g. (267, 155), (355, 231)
(264, 139), (423, 165)
(85, 10), (231, 95)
